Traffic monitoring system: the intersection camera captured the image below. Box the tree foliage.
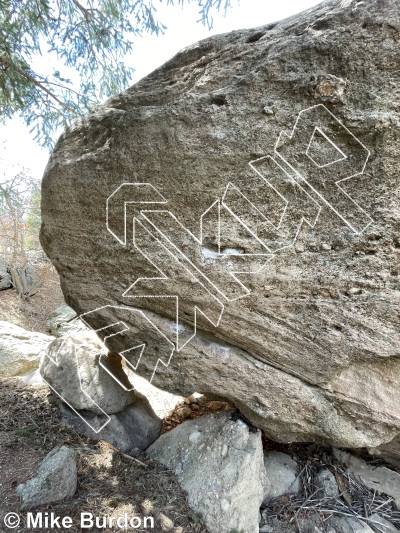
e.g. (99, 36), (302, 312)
(0, 0), (234, 147)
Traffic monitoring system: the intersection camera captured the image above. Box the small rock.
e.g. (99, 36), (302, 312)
(315, 469), (339, 499)
(321, 243), (331, 251)
(263, 451), (300, 503)
(0, 268), (12, 290)
(175, 406), (192, 419)
(292, 513), (324, 533)
(208, 401), (227, 412)
(47, 304), (76, 330)
(159, 512), (174, 531)
(259, 525), (273, 533)
(263, 106), (274, 115)
(184, 395), (198, 405)
(16, 446), (77, 510)
(46, 304), (89, 337)
(368, 514), (398, 533)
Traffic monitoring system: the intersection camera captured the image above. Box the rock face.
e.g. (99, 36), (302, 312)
(40, 0), (400, 452)
(0, 321), (53, 377)
(16, 446), (77, 510)
(46, 304), (89, 337)
(147, 411), (266, 533)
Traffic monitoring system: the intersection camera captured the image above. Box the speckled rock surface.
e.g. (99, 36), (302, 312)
(41, 0), (400, 452)
(147, 411), (266, 533)
(16, 446), (77, 510)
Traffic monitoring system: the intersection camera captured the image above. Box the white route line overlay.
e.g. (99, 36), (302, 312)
(274, 103), (373, 235)
(125, 217), (225, 352)
(42, 103), (373, 433)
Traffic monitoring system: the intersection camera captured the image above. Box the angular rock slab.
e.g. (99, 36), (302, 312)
(334, 450), (400, 510)
(16, 446), (77, 510)
(41, 0), (400, 452)
(0, 321), (53, 377)
(147, 411), (266, 533)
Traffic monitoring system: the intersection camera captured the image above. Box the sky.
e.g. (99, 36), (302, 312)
(0, 0), (322, 182)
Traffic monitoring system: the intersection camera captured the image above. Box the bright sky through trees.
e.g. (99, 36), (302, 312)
(0, 0), (322, 181)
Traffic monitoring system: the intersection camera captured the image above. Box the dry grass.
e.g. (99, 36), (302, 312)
(260, 443), (400, 532)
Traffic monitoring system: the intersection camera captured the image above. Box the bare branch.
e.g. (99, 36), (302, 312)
(70, 0), (90, 19)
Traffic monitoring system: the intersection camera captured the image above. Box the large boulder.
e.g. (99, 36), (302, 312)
(40, 0), (400, 452)
(147, 411), (266, 533)
(40, 331), (163, 451)
(0, 321), (54, 377)
(59, 398), (162, 454)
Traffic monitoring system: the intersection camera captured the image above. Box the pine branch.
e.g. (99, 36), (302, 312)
(12, 64), (76, 112)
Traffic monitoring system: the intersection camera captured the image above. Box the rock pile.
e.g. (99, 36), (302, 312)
(40, 332), (162, 454)
(148, 412), (400, 533)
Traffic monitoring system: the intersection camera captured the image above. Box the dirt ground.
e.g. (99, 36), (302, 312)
(0, 261), (65, 334)
(0, 379), (213, 533)
(1, 269), (400, 533)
